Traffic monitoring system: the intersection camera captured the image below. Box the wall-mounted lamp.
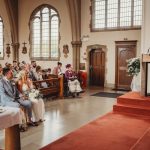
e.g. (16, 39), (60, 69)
(82, 52), (87, 61)
(6, 43), (11, 57)
(81, 35), (90, 42)
(22, 42), (27, 54)
(124, 38), (128, 41)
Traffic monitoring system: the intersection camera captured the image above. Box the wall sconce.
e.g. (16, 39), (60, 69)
(124, 38), (128, 41)
(82, 52), (87, 61)
(63, 44), (69, 58)
(81, 35), (90, 42)
(22, 42), (27, 54)
(6, 43), (11, 57)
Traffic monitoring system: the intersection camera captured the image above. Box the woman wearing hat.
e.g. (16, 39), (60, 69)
(65, 64), (83, 95)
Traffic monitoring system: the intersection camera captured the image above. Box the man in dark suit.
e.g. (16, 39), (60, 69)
(0, 67), (33, 123)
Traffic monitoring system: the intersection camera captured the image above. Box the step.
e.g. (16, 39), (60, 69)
(113, 104), (150, 117)
(118, 92), (150, 101)
(117, 97), (150, 108)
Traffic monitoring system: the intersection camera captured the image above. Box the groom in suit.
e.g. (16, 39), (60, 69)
(0, 67), (33, 123)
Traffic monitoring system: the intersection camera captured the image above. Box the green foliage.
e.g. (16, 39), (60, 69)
(127, 57), (140, 76)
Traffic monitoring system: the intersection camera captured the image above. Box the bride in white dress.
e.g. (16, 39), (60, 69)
(17, 70), (45, 123)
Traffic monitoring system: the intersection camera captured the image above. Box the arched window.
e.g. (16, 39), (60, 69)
(91, 0), (142, 31)
(0, 17), (4, 59)
(30, 5), (60, 60)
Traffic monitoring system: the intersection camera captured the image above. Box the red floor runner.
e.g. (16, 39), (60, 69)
(40, 113), (150, 150)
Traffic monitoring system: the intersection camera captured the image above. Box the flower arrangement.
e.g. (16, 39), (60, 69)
(127, 57), (140, 76)
(28, 89), (43, 100)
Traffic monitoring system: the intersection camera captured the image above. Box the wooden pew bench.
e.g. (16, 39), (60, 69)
(32, 78), (60, 98)
(47, 74), (64, 98)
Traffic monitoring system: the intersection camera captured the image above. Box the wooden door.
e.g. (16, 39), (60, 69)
(90, 49), (105, 86)
(115, 41), (137, 90)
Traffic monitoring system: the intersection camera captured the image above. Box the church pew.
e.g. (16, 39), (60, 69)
(32, 77), (63, 98)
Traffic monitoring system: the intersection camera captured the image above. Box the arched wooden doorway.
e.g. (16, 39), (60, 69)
(89, 48), (105, 86)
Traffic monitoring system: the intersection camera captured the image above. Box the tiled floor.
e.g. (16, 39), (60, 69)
(0, 87), (121, 150)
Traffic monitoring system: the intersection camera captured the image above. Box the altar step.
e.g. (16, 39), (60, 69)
(113, 92), (150, 117)
(113, 104), (150, 117)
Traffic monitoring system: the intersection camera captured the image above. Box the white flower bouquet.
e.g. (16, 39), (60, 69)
(127, 57), (140, 76)
(29, 89), (42, 100)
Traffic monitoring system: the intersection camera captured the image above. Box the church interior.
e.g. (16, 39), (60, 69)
(0, 0), (150, 150)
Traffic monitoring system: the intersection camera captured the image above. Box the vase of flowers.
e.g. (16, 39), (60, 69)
(127, 57), (141, 91)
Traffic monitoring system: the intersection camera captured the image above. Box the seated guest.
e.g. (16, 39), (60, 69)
(22, 61), (26, 65)
(31, 60), (37, 68)
(17, 67), (45, 123)
(34, 65), (43, 80)
(5, 62), (9, 67)
(47, 68), (51, 75)
(29, 61), (37, 81)
(42, 69), (48, 79)
(34, 66), (47, 88)
(53, 62), (62, 75)
(6, 63), (13, 69)
(28, 64), (36, 81)
(12, 60), (20, 77)
(65, 64), (83, 94)
(0, 67), (35, 126)
(13, 60), (18, 68)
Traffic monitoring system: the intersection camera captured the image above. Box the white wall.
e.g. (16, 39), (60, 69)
(18, 0), (72, 72)
(0, 0), (12, 67)
(81, 0), (141, 87)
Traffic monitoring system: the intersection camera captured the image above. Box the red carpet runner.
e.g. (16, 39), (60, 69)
(40, 92), (150, 150)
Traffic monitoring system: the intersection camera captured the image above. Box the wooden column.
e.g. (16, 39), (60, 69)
(5, 124), (21, 150)
(59, 75), (64, 98)
(11, 43), (20, 61)
(71, 41), (82, 72)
